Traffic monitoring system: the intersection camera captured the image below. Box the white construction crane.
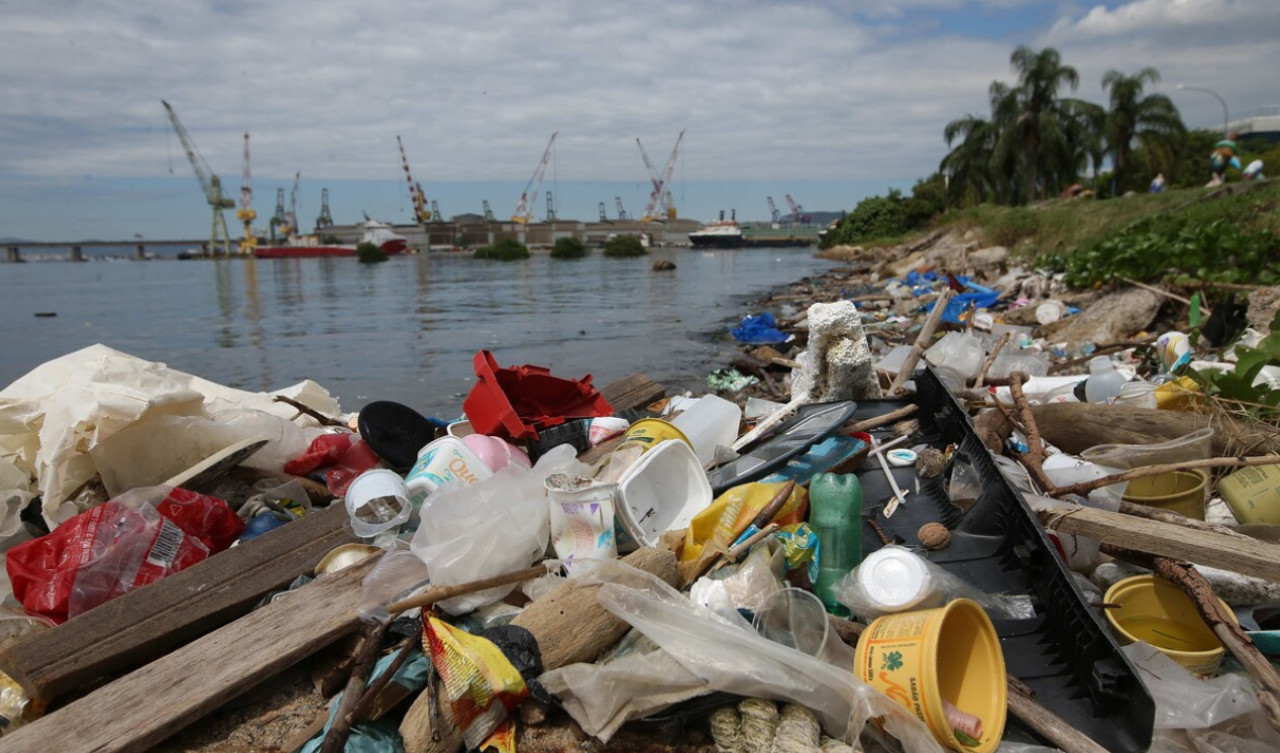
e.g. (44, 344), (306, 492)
(236, 133), (256, 254)
(161, 100), (234, 256)
(512, 132), (557, 223)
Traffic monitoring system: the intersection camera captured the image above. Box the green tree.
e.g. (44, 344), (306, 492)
(474, 237), (530, 260)
(550, 236), (587, 259)
(1101, 68), (1185, 192)
(1006, 46), (1087, 200)
(603, 235), (647, 257)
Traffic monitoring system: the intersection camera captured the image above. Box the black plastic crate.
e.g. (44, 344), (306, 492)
(850, 366), (1154, 753)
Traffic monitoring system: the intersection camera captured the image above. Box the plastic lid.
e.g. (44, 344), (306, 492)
(858, 548), (933, 609)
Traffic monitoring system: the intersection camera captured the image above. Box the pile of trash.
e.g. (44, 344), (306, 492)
(0, 234), (1279, 753)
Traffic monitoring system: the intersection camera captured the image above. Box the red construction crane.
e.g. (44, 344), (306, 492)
(513, 132), (557, 223)
(642, 130), (684, 222)
(397, 135), (429, 224)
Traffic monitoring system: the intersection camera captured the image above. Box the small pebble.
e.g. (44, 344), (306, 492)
(916, 448), (947, 478)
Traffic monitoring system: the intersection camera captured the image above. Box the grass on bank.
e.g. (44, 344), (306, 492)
(934, 181), (1280, 287)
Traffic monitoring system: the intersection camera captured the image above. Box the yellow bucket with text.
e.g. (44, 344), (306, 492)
(1104, 575), (1236, 676)
(615, 418), (690, 454)
(854, 599), (1007, 753)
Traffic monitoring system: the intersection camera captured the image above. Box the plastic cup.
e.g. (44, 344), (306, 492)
(615, 440), (712, 546)
(1104, 575), (1236, 676)
(344, 469), (413, 538)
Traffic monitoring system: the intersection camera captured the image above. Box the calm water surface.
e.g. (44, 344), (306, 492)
(0, 248), (837, 417)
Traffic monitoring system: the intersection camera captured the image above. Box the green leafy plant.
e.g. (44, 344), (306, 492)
(550, 237), (587, 259)
(1191, 310), (1280, 420)
(356, 242), (388, 263)
(603, 235), (647, 257)
(473, 237), (530, 261)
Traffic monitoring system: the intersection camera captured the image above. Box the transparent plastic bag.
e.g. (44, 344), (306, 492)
(1123, 642), (1262, 730)
(1081, 428), (1214, 470)
(357, 539), (430, 624)
(576, 558), (947, 751)
(835, 545), (1035, 621)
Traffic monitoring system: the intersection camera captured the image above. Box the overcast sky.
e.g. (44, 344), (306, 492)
(1, 0), (1276, 241)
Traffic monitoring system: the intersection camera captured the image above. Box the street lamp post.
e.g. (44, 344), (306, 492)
(1177, 84), (1230, 137)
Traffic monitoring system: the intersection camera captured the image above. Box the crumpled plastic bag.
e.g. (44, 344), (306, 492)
(1123, 642), (1262, 730)
(569, 558), (946, 751)
(409, 445), (577, 615)
(732, 313), (789, 345)
(6, 487), (214, 623)
(0, 344), (340, 530)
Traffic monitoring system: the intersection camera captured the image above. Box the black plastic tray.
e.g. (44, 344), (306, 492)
(851, 367), (1154, 753)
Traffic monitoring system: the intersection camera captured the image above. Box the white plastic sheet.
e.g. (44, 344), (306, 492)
(0, 344), (341, 531)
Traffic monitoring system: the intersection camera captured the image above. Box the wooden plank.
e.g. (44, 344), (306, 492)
(0, 554), (379, 753)
(598, 373), (665, 413)
(1039, 505), (1280, 582)
(0, 502), (357, 702)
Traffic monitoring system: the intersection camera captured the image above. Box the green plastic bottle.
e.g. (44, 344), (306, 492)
(809, 472), (864, 616)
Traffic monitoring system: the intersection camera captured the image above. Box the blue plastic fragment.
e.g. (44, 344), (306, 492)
(732, 312), (788, 344)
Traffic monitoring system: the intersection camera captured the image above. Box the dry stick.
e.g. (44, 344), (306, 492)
(272, 395), (349, 427)
(1050, 455), (1280, 499)
(387, 564), (552, 615)
(1120, 277), (1213, 315)
(771, 357), (803, 370)
(973, 332), (1011, 389)
(692, 483), (795, 582)
(825, 616), (1111, 753)
(1102, 545), (1280, 735)
(837, 404), (919, 435)
(1007, 373), (1060, 495)
(887, 287), (956, 396)
(351, 634), (419, 723)
(320, 620), (390, 753)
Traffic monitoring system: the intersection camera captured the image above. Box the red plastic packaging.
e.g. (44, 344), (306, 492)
(284, 433), (382, 496)
(462, 350), (613, 441)
(156, 487), (244, 554)
(7, 496), (209, 624)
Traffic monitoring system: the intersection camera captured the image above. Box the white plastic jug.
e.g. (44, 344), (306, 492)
(668, 395), (742, 467)
(1085, 356), (1127, 404)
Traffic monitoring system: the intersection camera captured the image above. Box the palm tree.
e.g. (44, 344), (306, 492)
(1007, 46), (1084, 200)
(1101, 68), (1186, 192)
(941, 82), (1021, 206)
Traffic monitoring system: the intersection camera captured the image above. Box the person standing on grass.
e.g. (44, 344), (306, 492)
(1207, 131), (1241, 186)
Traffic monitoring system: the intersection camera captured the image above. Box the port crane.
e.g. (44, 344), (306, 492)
(280, 171), (301, 238)
(545, 192), (556, 221)
(269, 189), (286, 241)
(431, 200), (443, 223)
(641, 130), (684, 222)
(785, 194), (811, 224)
(397, 135), (430, 224)
(767, 196), (781, 224)
(236, 133), (256, 254)
(598, 202), (608, 222)
(482, 200), (495, 222)
(615, 196), (629, 221)
(512, 132), (557, 223)
(161, 100), (234, 256)
(316, 188), (334, 230)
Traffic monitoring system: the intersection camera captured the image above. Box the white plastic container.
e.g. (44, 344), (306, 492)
(616, 439), (713, 546)
(344, 469), (414, 538)
(855, 548), (942, 613)
(404, 435), (493, 506)
(545, 473), (618, 569)
(1085, 356), (1128, 404)
(668, 395), (742, 467)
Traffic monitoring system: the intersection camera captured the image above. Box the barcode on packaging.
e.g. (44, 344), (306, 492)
(147, 518), (184, 569)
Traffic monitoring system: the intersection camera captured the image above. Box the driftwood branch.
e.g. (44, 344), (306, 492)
(888, 288), (956, 396)
(973, 332), (1010, 389)
(1008, 372), (1060, 494)
(387, 564), (552, 615)
(272, 395), (348, 427)
(320, 620), (390, 753)
(1050, 455), (1280, 498)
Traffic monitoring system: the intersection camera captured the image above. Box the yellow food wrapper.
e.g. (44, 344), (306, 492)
(1155, 375), (1200, 411)
(481, 717), (518, 753)
(680, 482), (808, 565)
(424, 615), (528, 750)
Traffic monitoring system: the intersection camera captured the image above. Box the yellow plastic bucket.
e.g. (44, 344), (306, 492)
(854, 599), (1007, 753)
(1104, 575), (1236, 676)
(615, 418), (690, 454)
(1121, 469), (1208, 519)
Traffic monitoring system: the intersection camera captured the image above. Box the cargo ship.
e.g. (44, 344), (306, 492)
(254, 221), (410, 259)
(688, 211), (743, 249)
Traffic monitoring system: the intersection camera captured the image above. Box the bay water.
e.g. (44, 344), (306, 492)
(0, 248), (836, 418)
